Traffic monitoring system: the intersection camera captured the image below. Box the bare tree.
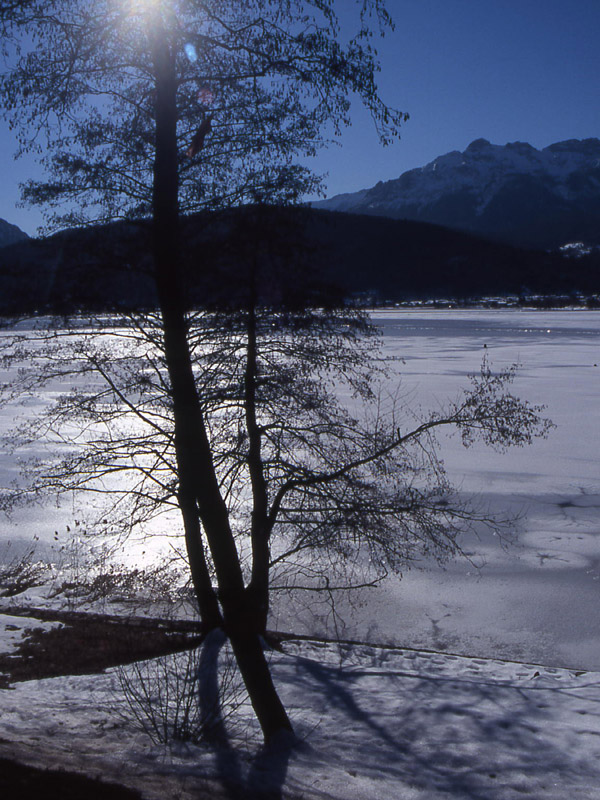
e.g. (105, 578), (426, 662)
(0, 294), (552, 738)
(0, 1), (552, 742)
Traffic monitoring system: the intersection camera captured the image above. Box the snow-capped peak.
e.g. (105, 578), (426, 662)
(315, 138), (600, 249)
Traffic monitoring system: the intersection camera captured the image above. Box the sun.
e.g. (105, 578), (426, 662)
(128, 0), (161, 7)
(124, 0), (164, 16)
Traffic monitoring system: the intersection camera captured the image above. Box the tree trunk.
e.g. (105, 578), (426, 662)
(178, 485), (223, 630)
(244, 274), (271, 636)
(150, 22), (220, 631)
(229, 630), (292, 742)
(150, 22), (292, 741)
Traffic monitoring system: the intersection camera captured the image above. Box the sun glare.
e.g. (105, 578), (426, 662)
(129, 0), (160, 7)
(125, 0), (163, 16)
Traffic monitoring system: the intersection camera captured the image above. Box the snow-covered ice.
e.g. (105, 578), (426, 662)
(0, 613), (63, 656)
(269, 309), (600, 671)
(1, 309), (599, 669)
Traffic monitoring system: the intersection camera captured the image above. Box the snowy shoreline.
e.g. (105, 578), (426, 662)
(1, 607), (600, 800)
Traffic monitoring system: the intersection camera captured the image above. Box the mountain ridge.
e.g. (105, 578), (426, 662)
(316, 138), (600, 249)
(0, 218), (29, 249)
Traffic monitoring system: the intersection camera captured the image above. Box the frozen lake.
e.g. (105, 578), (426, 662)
(314, 309), (599, 670)
(1, 309), (599, 670)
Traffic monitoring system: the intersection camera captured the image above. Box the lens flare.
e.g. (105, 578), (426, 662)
(184, 43), (198, 62)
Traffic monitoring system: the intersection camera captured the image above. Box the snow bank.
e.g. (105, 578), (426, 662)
(0, 636), (599, 799)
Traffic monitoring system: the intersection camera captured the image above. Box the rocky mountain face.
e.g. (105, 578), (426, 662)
(0, 218), (29, 248)
(316, 138), (600, 249)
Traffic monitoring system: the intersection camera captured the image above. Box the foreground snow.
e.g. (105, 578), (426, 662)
(1, 616), (599, 799)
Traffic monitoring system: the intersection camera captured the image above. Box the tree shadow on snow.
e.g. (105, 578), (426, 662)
(194, 631), (294, 800)
(290, 648), (600, 799)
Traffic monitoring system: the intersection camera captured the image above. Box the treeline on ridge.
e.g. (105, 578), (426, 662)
(0, 207), (598, 314)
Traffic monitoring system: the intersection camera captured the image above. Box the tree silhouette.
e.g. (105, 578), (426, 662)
(0, 1), (551, 742)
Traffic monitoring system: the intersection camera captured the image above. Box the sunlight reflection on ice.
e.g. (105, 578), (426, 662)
(1, 309), (599, 668)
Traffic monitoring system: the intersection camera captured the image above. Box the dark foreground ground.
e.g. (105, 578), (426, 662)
(0, 608), (206, 800)
(0, 756), (143, 800)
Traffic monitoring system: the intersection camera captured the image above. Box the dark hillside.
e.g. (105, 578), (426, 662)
(306, 211), (598, 300)
(0, 208), (597, 314)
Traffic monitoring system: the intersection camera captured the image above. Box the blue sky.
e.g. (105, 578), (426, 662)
(1, 0), (599, 236)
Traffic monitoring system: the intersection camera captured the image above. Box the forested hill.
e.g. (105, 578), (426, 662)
(305, 211), (599, 302)
(0, 208), (598, 314)
(0, 218), (28, 249)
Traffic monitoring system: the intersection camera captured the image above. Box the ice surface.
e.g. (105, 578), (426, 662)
(279, 310), (600, 670)
(0, 310), (599, 669)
